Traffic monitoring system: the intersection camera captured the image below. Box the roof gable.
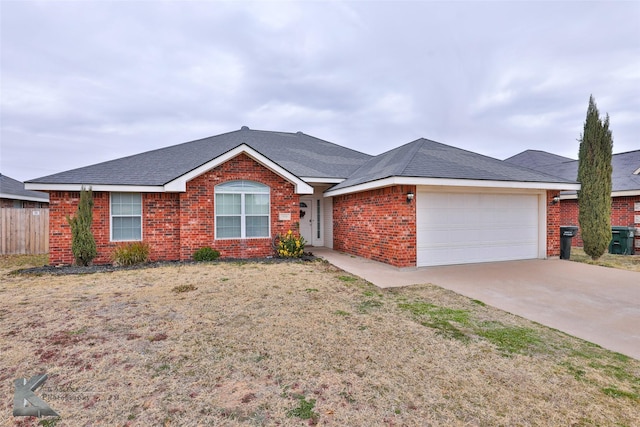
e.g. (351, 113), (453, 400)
(164, 144), (313, 194)
(25, 128), (371, 191)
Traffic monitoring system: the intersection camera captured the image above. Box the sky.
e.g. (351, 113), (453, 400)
(1, 0), (639, 182)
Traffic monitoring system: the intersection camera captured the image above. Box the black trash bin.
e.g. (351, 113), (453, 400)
(609, 226), (636, 255)
(560, 226), (579, 260)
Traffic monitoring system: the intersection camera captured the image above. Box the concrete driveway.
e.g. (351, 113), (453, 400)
(313, 248), (640, 360)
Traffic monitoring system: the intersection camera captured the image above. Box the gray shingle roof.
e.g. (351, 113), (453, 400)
(331, 139), (577, 191)
(0, 174), (49, 201)
(505, 149), (640, 193)
(27, 128), (372, 186)
(504, 150), (575, 169)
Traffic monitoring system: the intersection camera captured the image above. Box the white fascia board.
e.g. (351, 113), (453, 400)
(561, 189), (640, 200)
(324, 176), (581, 197)
(163, 144), (314, 194)
(612, 190), (640, 197)
(24, 183), (164, 193)
(559, 193), (577, 200)
(0, 193), (49, 203)
(300, 177), (345, 184)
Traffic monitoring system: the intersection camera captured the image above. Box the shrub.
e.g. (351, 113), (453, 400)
(66, 187), (97, 266)
(112, 242), (150, 266)
(193, 247), (220, 262)
(277, 230), (306, 258)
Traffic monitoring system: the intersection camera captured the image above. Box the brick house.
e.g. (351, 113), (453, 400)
(505, 149), (640, 251)
(26, 127), (579, 267)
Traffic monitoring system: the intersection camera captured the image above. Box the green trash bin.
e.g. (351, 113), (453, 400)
(608, 226), (635, 255)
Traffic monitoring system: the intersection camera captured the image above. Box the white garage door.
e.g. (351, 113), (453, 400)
(417, 191), (540, 267)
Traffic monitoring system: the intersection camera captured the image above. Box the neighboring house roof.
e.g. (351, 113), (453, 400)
(505, 149), (640, 196)
(0, 174), (49, 203)
(26, 127), (372, 189)
(612, 150), (640, 193)
(504, 150), (574, 169)
(25, 127), (580, 195)
(327, 139), (578, 195)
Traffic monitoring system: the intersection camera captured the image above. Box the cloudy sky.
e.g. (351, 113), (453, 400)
(1, 0), (638, 182)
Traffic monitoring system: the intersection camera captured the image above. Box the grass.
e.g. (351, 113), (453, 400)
(1, 255), (639, 425)
(171, 284), (197, 293)
(570, 247), (640, 272)
(0, 253), (48, 270)
(397, 301), (543, 354)
(285, 395), (318, 422)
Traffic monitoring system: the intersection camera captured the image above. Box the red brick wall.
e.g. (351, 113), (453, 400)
(560, 196), (640, 248)
(48, 191), (114, 265)
(546, 190), (561, 257)
(143, 193), (181, 261)
(46, 154), (300, 265)
(179, 153), (299, 260)
(333, 185), (416, 267)
(48, 191), (80, 265)
(48, 191), (182, 265)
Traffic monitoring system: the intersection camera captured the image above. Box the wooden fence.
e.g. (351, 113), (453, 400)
(0, 208), (49, 255)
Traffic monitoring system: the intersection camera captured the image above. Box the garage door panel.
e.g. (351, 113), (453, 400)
(417, 191), (540, 267)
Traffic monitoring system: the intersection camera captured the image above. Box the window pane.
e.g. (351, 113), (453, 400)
(245, 194), (269, 215)
(112, 217), (142, 241)
(246, 216), (269, 237)
(215, 181), (270, 239)
(216, 181), (269, 194)
(216, 216), (241, 238)
(217, 180), (269, 193)
(215, 194), (241, 215)
(111, 193), (142, 241)
(112, 193), (141, 215)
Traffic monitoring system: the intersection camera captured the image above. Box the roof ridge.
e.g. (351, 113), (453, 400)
(341, 137), (423, 181)
(397, 138), (429, 176)
(238, 127), (372, 158)
(613, 148), (640, 156)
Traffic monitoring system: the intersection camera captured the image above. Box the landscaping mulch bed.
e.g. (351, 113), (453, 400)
(13, 255), (317, 276)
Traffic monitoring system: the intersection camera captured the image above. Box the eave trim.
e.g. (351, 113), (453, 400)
(0, 193), (50, 203)
(324, 176), (581, 197)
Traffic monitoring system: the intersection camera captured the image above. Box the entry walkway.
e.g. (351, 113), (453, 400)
(312, 247), (640, 360)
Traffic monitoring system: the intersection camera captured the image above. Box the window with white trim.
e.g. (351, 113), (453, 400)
(111, 193), (142, 241)
(215, 181), (270, 239)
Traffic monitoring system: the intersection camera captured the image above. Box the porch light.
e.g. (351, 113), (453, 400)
(406, 192), (415, 203)
(551, 196), (560, 205)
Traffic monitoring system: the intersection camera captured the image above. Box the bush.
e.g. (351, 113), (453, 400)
(112, 242), (150, 266)
(66, 187), (97, 266)
(193, 247), (220, 262)
(277, 230), (306, 258)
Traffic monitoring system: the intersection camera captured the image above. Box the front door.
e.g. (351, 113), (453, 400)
(299, 199), (313, 245)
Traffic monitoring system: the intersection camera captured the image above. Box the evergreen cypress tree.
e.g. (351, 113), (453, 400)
(577, 95), (613, 260)
(66, 187), (97, 266)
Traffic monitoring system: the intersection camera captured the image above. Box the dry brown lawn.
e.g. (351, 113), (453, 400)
(1, 255), (638, 426)
(570, 247), (640, 272)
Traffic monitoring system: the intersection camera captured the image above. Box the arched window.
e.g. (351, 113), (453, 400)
(215, 181), (270, 239)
